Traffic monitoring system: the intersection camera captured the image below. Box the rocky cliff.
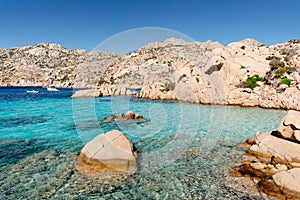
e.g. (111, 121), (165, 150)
(1, 38), (300, 109)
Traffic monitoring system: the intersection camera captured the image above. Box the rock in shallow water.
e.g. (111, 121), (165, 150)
(71, 89), (101, 98)
(234, 110), (300, 199)
(259, 168), (300, 200)
(100, 111), (149, 123)
(76, 130), (138, 175)
(248, 132), (300, 163)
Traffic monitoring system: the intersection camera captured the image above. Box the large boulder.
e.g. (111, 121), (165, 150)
(248, 132), (300, 164)
(259, 168), (300, 200)
(273, 168), (300, 199)
(76, 130), (138, 175)
(71, 89), (101, 98)
(277, 110), (300, 142)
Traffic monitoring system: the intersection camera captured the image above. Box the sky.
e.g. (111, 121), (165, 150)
(1, 0), (300, 51)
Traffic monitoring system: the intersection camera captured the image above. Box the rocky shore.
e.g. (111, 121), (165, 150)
(233, 110), (300, 199)
(1, 38), (300, 110)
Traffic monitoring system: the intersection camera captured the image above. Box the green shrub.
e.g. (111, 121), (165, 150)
(276, 67), (287, 78)
(281, 51), (287, 55)
(281, 78), (291, 86)
(240, 65), (246, 69)
(275, 66), (296, 78)
(287, 67), (297, 74)
(284, 56), (289, 62)
(160, 82), (176, 92)
(196, 77), (200, 83)
(266, 56), (281, 60)
(244, 74), (264, 90)
(278, 62), (285, 67)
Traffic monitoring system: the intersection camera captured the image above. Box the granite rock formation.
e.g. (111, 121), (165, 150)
(1, 38), (300, 110)
(233, 110), (300, 199)
(76, 130), (138, 175)
(100, 111), (148, 123)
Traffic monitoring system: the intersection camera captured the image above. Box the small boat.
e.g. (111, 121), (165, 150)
(47, 86), (59, 92)
(26, 90), (39, 94)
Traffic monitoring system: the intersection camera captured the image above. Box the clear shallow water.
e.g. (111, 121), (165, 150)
(0, 87), (285, 199)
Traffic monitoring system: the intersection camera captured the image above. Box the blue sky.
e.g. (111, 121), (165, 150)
(1, 0), (300, 51)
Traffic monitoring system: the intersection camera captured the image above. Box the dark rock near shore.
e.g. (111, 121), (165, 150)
(100, 111), (149, 123)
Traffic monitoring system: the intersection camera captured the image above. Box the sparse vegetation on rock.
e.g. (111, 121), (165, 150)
(281, 77), (291, 86)
(243, 74), (264, 89)
(1, 37), (300, 110)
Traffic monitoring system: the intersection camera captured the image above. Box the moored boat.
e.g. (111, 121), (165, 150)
(26, 90), (39, 94)
(47, 86), (59, 92)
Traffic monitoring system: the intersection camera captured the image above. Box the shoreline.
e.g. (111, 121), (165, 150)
(0, 85), (292, 112)
(1, 38), (300, 111)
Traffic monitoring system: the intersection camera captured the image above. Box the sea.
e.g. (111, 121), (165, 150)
(0, 86), (285, 199)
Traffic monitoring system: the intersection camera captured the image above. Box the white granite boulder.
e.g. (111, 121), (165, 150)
(272, 168), (300, 199)
(248, 132), (300, 163)
(71, 89), (101, 98)
(76, 130), (138, 175)
(277, 110), (300, 142)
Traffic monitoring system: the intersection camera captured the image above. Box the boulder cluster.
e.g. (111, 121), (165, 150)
(100, 111), (145, 123)
(233, 110), (300, 199)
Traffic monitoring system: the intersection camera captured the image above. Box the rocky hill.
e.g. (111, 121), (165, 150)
(1, 38), (300, 110)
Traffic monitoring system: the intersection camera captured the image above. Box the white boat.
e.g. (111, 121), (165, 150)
(26, 90), (39, 94)
(47, 86), (59, 92)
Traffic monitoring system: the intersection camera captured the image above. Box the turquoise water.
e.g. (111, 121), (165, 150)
(0, 87), (285, 199)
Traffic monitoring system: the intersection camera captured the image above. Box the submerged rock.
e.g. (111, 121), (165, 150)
(76, 130), (138, 175)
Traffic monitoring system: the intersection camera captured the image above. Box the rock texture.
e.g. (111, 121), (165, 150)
(233, 111), (300, 199)
(277, 110), (300, 142)
(100, 111), (148, 123)
(76, 130), (138, 175)
(71, 88), (101, 98)
(1, 38), (300, 109)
